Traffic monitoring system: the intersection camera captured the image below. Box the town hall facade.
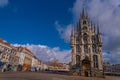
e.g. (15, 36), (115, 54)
(70, 8), (103, 77)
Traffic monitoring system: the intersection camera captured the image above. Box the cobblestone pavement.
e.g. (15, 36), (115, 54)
(0, 72), (119, 80)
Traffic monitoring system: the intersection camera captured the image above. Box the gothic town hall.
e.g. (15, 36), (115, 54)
(70, 8), (103, 77)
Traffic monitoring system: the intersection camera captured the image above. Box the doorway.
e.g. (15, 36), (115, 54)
(85, 71), (88, 77)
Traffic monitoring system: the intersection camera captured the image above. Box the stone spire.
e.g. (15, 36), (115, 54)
(77, 22), (79, 32)
(74, 24), (77, 33)
(94, 24), (96, 33)
(97, 26), (100, 34)
(79, 19), (81, 31)
(97, 22), (100, 34)
(71, 27), (74, 37)
(91, 21), (93, 29)
(81, 5), (88, 19)
(82, 6), (85, 18)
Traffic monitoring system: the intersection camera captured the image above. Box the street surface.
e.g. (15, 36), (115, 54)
(0, 71), (119, 80)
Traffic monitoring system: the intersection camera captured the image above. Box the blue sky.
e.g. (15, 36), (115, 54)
(0, 0), (74, 50)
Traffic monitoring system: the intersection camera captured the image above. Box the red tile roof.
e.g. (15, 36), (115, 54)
(0, 38), (11, 47)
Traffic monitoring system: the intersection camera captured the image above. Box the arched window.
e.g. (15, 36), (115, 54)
(83, 21), (86, 24)
(92, 45), (96, 53)
(76, 55), (80, 67)
(76, 45), (80, 53)
(84, 45), (88, 53)
(76, 37), (79, 43)
(83, 33), (88, 44)
(92, 36), (96, 43)
(93, 55), (98, 68)
(83, 36), (88, 44)
(83, 26), (87, 32)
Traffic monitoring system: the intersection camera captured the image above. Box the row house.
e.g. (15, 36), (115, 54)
(31, 56), (41, 68)
(103, 62), (111, 72)
(16, 47), (41, 71)
(41, 62), (49, 71)
(23, 47), (33, 71)
(15, 46), (23, 65)
(103, 62), (120, 75)
(0, 38), (41, 72)
(31, 56), (41, 71)
(114, 64), (120, 73)
(0, 39), (18, 66)
(15, 47), (34, 71)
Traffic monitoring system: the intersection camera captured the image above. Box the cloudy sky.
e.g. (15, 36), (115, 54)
(0, 0), (120, 64)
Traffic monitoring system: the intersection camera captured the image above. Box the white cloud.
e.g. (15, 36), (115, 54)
(0, 0), (9, 8)
(103, 51), (120, 64)
(55, 0), (120, 64)
(55, 21), (72, 42)
(13, 44), (71, 63)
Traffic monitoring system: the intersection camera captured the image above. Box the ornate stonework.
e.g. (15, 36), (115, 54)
(70, 8), (103, 77)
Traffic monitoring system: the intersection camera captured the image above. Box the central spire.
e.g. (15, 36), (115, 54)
(82, 6), (85, 17)
(81, 4), (88, 19)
